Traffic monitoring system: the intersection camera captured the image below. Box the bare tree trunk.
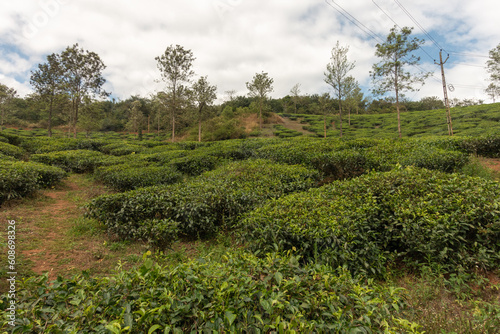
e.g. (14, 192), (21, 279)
(48, 96), (53, 137)
(172, 113), (175, 142)
(338, 99), (343, 138)
(198, 113), (202, 142)
(260, 101), (263, 131)
(324, 115), (327, 139)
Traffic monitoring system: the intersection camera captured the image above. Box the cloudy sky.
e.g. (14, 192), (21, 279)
(1, 0), (498, 103)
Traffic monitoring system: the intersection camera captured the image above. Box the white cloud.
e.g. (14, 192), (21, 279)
(0, 0), (498, 103)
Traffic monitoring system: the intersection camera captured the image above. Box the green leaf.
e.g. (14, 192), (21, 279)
(148, 324), (162, 334)
(274, 272), (283, 286)
(225, 310), (237, 326)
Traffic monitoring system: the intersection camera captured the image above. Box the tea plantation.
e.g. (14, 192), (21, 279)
(1, 128), (500, 332)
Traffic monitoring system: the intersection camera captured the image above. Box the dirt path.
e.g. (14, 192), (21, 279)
(0, 174), (147, 283)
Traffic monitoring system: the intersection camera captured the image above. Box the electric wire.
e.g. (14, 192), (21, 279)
(372, 0), (435, 62)
(393, 0), (444, 52)
(325, 0), (384, 43)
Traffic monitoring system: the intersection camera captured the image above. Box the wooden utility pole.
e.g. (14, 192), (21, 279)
(435, 50), (453, 136)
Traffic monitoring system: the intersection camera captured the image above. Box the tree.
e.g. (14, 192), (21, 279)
(318, 93), (333, 139)
(290, 83), (301, 114)
(371, 26), (428, 138)
(30, 53), (64, 137)
(324, 41), (356, 138)
(155, 44), (195, 142)
(486, 83), (500, 103)
(60, 43), (109, 138)
(126, 100), (145, 138)
(78, 98), (104, 137)
(0, 83), (17, 130)
(192, 76), (217, 142)
(486, 44), (500, 91)
(246, 72), (274, 130)
(343, 81), (362, 126)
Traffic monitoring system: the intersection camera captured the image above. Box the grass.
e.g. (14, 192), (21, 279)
(394, 270), (500, 333)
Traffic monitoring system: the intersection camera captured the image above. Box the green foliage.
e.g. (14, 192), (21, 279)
(273, 124), (303, 138)
(0, 141), (25, 159)
(94, 165), (182, 191)
(169, 152), (223, 176)
(0, 160), (66, 204)
(255, 137), (469, 179)
(100, 142), (144, 156)
(1, 251), (421, 333)
(31, 149), (112, 173)
(240, 167), (500, 277)
(20, 137), (81, 153)
(86, 159), (319, 242)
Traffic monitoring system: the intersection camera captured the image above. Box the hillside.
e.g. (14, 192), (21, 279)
(276, 102), (500, 139)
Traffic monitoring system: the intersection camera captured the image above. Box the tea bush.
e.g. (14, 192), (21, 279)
(1, 251), (421, 333)
(169, 152), (223, 176)
(19, 137), (81, 153)
(240, 167), (500, 277)
(86, 159), (320, 242)
(30, 150), (113, 173)
(94, 165), (183, 191)
(0, 160), (66, 204)
(255, 138), (469, 180)
(0, 142), (25, 159)
(100, 142), (145, 156)
(273, 124), (303, 138)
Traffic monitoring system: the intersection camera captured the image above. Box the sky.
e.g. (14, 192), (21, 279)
(0, 0), (499, 103)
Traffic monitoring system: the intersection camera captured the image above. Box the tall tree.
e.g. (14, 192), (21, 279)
(318, 93), (333, 139)
(371, 26), (428, 138)
(246, 71), (274, 130)
(78, 97), (104, 137)
(0, 84), (17, 130)
(60, 43), (109, 138)
(486, 83), (500, 103)
(486, 44), (500, 102)
(155, 44), (195, 142)
(126, 100), (145, 138)
(324, 41), (356, 138)
(192, 76), (217, 142)
(30, 53), (64, 137)
(345, 80), (363, 125)
(290, 83), (301, 114)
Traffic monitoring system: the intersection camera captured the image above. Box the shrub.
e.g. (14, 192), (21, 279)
(240, 167), (500, 277)
(169, 153), (223, 176)
(0, 160), (66, 205)
(86, 159), (320, 242)
(94, 165), (183, 191)
(19, 137), (81, 153)
(100, 142), (144, 156)
(0, 142), (25, 159)
(30, 150), (110, 173)
(2, 251), (420, 333)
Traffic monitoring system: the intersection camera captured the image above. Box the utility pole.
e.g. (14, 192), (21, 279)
(435, 50), (453, 136)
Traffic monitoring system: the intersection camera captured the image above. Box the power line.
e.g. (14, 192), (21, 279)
(393, 0), (444, 52)
(325, 0), (439, 82)
(448, 51), (489, 58)
(324, 0), (384, 43)
(448, 62), (487, 69)
(372, 0), (435, 62)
